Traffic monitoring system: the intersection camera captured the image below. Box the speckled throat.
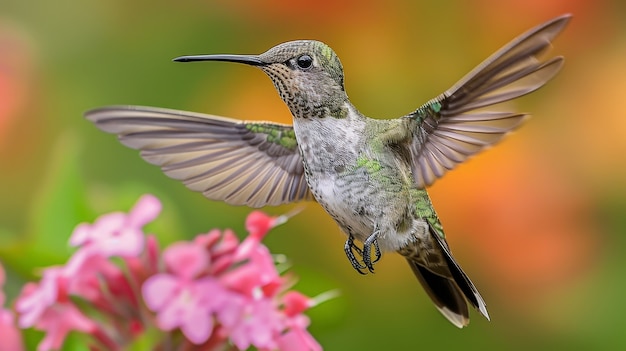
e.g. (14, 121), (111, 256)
(260, 63), (349, 119)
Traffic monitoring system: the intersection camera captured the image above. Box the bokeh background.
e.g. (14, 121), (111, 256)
(1, 0), (626, 349)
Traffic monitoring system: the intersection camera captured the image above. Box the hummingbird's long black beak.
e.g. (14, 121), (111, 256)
(173, 54), (265, 66)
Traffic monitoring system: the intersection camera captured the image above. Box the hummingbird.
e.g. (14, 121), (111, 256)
(86, 14), (570, 327)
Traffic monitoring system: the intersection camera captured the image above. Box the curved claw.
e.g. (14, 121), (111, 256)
(344, 235), (366, 274)
(372, 239), (382, 264)
(362, 230), (380, 273)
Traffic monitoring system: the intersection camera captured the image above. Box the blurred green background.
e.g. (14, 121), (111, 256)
(1, 0), (626, 350)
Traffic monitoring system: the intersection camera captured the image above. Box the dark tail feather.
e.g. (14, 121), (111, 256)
(406, 229), (489, 328)
(406, 259), (471, 327)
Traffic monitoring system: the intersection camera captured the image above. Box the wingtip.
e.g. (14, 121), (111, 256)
(547, 13), (573, 32)
(557, 13), (573, 21)
(84, 105), (134, 122)
(84, 107), (103, 121)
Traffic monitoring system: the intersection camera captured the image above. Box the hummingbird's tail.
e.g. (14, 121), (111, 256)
(401, 226), (489, 328)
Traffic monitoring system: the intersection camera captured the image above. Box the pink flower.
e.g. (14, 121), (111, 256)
(33, 303), (97, 351)
(276, 292), (322, 351)
(11, 194), (326, 350)
(0, 264), (25, 351)
(63, 250), (122, 302)
(218, 294), (284, 351)
(142, 242), (233, 344)
(220, 239), (282, 297)
(16, 268), (66, 328)
(163, 241), (211, 278)
(69, 194), (161, 258)
(244, 210), (280, 241)
(60, 195), (162, 311)
(15, 268), (97, 351)
(275, 314), (322, 351)
(283, 291), (313, 317)
(238, 210), (292, 257)
(221, 211), (284, 296)
(195, 229), (239, 275)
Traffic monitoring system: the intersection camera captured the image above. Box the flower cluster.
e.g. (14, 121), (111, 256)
(1, 195), (324, 351)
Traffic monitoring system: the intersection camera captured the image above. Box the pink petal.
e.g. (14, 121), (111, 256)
(68, 212), (124, 248)
(0, 309), (24, 351)
(92, 213), (126, 239)
(233, 236), (259, 262)
(277, 324), (322, 351)
(68, 194), (159, 257)
(206, 231), (239, 276)
(209, 229), (239, 258)
(72, 217), (145, 259)
(180, 305), (214, 344)
(100, 262), (138, 307)
(142, 274), (179, 311)
(245, 211), (276, 241)
(64, 250), (121, 301)
(224, 297), (283, 350)
(155, 285), (207, 331)
(68, 223), (91, 247)
(16, 268), (63, 328)
(63, 246), (90, 275)
(283, 291), (312, 317)
(145, 235), (160, 274)
(209, 255), (235, 276)
(127, 194), (161, 228)
(35, 303), (96, 351)
(152, 277), (223, 342)
(0, 264), (5, 306)
(194, 277), (232, 311)
(64, 247), (113, 278)
(15, 297), (41, 327)
(193, 229), (223, 248)
(100, 227), (145, 257)
(155, 297), (184, 331)
(222, 246), (280, 296)
(163, 242), (209, 279)
(215, 294), (245, 328)
(37, 332), (57, 351)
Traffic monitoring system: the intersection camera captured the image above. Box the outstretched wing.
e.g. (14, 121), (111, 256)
(86, 105), (313, 207)
(404, 14), (570, 188)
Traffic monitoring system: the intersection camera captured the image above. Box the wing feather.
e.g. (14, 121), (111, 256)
(404, 14), (570, 188)
(86, 105), (313, 207)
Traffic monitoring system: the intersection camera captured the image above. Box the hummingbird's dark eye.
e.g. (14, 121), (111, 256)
(296, 55), (313, 69)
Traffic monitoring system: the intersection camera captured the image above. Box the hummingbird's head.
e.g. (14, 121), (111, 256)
(174, 40), (349, 119)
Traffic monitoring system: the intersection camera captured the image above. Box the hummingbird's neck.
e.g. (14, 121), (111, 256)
(286, 92), (353, 120)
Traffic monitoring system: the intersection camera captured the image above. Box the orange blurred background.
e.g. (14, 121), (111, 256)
(1, 0), (625, 349)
